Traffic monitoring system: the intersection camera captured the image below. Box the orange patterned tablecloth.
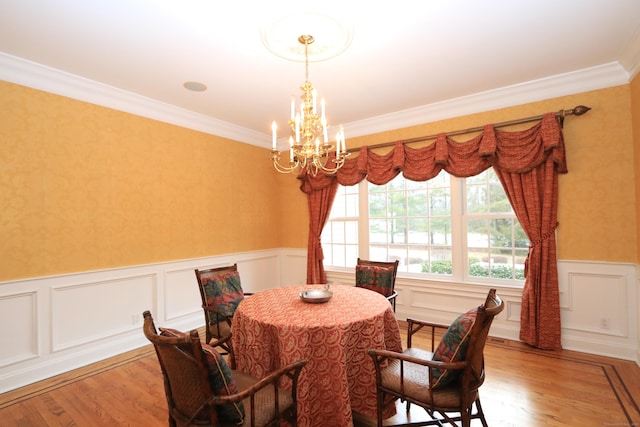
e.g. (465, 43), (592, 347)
(231, 285), (402, 427)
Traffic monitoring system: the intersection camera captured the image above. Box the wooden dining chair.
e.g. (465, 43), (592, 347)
(355, 258), (400, 311)
(367, 289), (504, 427)
(195, 264), (252, 361)
(142, 310), (307, 427)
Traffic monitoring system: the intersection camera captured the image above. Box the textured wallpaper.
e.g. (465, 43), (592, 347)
(0, 82), (306, 280)
(0, 81), (637, 281)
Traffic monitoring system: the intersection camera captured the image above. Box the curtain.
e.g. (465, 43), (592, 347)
(298, 113), (566, 350)
(298, 176), (339, 284)
(492, 118), (565, 350)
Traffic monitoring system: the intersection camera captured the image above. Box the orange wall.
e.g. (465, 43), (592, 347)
(0, 80), (636, 281)
(633, 73), (640, 263)
(0, 81), (307, 280)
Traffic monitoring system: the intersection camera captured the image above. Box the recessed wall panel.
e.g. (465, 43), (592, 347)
(164, 268), (201, 321)
(0, 291), (37, 366)
(51, 274), (155, 351)
(563, 272), (627, 336)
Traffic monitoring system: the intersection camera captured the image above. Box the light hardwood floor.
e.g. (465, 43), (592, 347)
(2, 323), (639, 426)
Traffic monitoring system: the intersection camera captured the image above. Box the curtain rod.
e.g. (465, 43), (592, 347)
(346, 105), (591, 153)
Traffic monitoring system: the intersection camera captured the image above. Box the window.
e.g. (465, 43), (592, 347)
(322, 168), (528, 284)
(465, 170), (528, 281)
(322, 184), (359, 268)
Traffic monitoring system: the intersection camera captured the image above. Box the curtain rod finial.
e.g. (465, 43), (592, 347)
(571, 105), (591, 116)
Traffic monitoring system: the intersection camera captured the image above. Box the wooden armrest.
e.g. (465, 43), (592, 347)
(407, 318), (449, 329)
(207, 359), (308, 405)
(367, 348), (467, 372)
(406, 318), (450, 350)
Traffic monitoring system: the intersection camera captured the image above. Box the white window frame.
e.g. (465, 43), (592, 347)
(322, 170), (527, 287)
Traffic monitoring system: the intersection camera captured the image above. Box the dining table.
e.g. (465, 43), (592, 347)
(231, 284), (403, 427)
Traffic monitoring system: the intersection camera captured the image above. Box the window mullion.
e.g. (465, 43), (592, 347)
(358, 180), (370, 259)
(450, 176), (464, 281)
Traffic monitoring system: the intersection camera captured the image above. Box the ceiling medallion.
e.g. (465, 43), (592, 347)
(260, 12), (353, 62)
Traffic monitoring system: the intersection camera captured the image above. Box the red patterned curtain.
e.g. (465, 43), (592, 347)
(299, 178), (339, 284)
(298, 113), (566, 350)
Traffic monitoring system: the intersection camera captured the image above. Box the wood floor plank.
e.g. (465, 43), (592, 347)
(0, 323), (638, 426)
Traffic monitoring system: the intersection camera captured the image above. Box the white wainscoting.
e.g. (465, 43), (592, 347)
(1, 254), (636, 393)
(0, 248), (307, 394)
(326, 259), (639, 363)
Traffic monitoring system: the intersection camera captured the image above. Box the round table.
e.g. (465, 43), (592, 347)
(231, 285), (403, 427)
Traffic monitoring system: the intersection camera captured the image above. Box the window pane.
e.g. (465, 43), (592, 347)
(424, 246), (452, 275)
(368, 192), (387, 217)
(515, 222), (528, 248)
(407, 190), (428, 216)
(331, 221), (345, 244)
(391, 217), (407, 244)
(408, 218), (428, 244)
(468, 218), (489, 250)
(429, 187), (450, 215)
(345, 193), (359, 216)
(345, 221), (358, 243)
(370, 219), (387, 244)
(330, 196), (346, 218)
(467, 184), (488, 213)
(430, 217), (451, 245)
(345, 244), (359, 267)
(332, 244), (345, 267)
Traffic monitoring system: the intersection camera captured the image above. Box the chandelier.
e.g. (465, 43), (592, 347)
(270, 35), (349, 175)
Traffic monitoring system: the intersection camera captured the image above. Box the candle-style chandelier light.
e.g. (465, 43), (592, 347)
(271, 34), (349, 175)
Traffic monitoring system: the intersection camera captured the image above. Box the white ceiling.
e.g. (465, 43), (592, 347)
(1, 0), (639, 148)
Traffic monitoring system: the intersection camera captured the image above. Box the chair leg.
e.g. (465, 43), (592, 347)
(377, 390), (385, 427)
(474, 397), (488, 427)
(461, 409), (471, 427)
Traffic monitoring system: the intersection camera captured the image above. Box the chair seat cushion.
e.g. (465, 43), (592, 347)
(355, 265), (395, 297)
(380, 358), (477, 410)
(201, 270), (245, 324)
(431, 308), (478, 388)
(160, 328), (245, 424)
(230, 371), (295, 427)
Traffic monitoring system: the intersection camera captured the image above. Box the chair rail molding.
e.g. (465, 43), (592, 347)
(0, 248), (307, 394)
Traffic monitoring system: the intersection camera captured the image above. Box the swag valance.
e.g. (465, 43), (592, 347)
(297, 110), (585, 351)
(298, 112), (566, 192)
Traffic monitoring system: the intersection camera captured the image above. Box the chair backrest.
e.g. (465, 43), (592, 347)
(195, 264), (244, 324)
(355, 258), (399, 297)
(142, 310), (219, 425)
(460, 289), (504, 389)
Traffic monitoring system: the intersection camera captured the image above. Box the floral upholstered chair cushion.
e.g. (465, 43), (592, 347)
(355, 264), (395, 297)
(201, 270), (245, 324)
(430, 308), (478, 388)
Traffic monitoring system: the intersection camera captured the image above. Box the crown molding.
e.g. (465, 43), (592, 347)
(343, 62), (630, 139)
(0, 52), (267, 147)
(0, 51), (633, 147)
